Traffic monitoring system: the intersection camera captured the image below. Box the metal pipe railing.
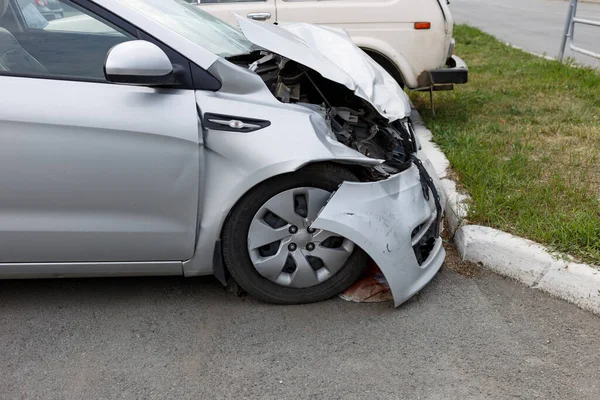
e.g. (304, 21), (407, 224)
(559, 0), (600, 61)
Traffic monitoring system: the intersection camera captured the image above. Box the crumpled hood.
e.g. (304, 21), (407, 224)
(235, 16), (411, 122)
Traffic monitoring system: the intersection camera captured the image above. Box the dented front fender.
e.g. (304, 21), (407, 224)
(312, 164), (445, 307)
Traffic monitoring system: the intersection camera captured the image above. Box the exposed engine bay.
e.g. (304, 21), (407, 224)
(234, 51), (443, 241)
(229, 52), (419, 176)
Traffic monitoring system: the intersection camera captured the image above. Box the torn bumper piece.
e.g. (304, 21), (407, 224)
(312, 163), (445, 307)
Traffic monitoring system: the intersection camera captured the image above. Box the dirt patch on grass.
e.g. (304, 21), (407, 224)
(441, 231), (481, 277)
(443, 242), (481, 277)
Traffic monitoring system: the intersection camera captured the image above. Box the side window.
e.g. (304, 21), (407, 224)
(0, 0), (135, 81)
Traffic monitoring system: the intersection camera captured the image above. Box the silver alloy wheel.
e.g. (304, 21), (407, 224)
(247, 187), (355, 288)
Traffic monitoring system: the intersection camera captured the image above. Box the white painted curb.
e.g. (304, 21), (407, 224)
(412, 108), (600, 315)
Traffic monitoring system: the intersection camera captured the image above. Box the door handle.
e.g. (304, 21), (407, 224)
(247, 12), (271, 21)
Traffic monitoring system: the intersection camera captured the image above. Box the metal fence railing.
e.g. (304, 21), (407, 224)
(559, 0), (600, 61)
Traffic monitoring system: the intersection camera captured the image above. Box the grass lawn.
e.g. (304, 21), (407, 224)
(411, 25), (600, 266)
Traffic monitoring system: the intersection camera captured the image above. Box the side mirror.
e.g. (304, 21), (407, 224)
(104, 40), (173, 86)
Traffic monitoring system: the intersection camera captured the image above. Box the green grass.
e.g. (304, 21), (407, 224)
(411, 25), (600, 266)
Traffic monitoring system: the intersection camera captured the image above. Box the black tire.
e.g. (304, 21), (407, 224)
(221, 163), (370, 305)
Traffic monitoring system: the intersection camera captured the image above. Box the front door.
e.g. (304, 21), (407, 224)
(275, 0), (395, 27)
(0, 0), (200, 263)
(193, 0), (276, 26)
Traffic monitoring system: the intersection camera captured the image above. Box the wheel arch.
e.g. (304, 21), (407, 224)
(183, 158), (378, 280)
(218, 160), (368, 240)
(353, 36), (418, 89)
(362, 49), (405, 88)
(210, 161), (364, 286)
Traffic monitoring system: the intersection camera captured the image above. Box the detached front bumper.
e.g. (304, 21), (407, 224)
(417, 55), (469, 88)
(312, 162), (445, 307)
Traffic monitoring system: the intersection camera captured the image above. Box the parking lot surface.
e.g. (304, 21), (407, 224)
(1, 248), (599, 399)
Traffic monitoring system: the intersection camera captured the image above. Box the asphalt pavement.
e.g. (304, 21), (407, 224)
(450, 0), (600, 68)
(1, 246), (599, 399)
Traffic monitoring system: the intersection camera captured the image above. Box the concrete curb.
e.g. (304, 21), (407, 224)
(412, 108), (600, 315)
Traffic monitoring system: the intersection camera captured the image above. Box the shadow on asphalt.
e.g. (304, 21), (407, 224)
(0, 273), (412, 315)
(0, 239), (468, 311)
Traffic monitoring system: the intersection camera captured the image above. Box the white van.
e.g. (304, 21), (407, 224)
(192, 0), (468, 90)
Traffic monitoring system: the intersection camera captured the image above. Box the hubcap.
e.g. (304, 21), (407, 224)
(247, 187), (355, 288)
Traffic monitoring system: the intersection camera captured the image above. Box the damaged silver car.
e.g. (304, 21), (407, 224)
(0, 0), (445, 306)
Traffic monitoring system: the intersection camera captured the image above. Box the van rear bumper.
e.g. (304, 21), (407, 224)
(416, 55), (469, 87)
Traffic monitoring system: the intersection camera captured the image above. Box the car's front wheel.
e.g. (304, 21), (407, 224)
(221, 163), (369, 305)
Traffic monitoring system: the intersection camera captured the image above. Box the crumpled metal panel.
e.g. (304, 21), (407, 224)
(312, 165), (445, 307)
(235, 16), (412, 122)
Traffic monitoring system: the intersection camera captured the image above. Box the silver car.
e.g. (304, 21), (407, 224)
(0, 0), (445, 306)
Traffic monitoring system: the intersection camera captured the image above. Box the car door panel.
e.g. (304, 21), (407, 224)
(275, 0), (408, 25)
(195, 0), (276, 26)
(0, 76), (200, 263)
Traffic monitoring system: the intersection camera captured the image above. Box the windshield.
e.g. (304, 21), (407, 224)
(118, 0), (255, 57)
